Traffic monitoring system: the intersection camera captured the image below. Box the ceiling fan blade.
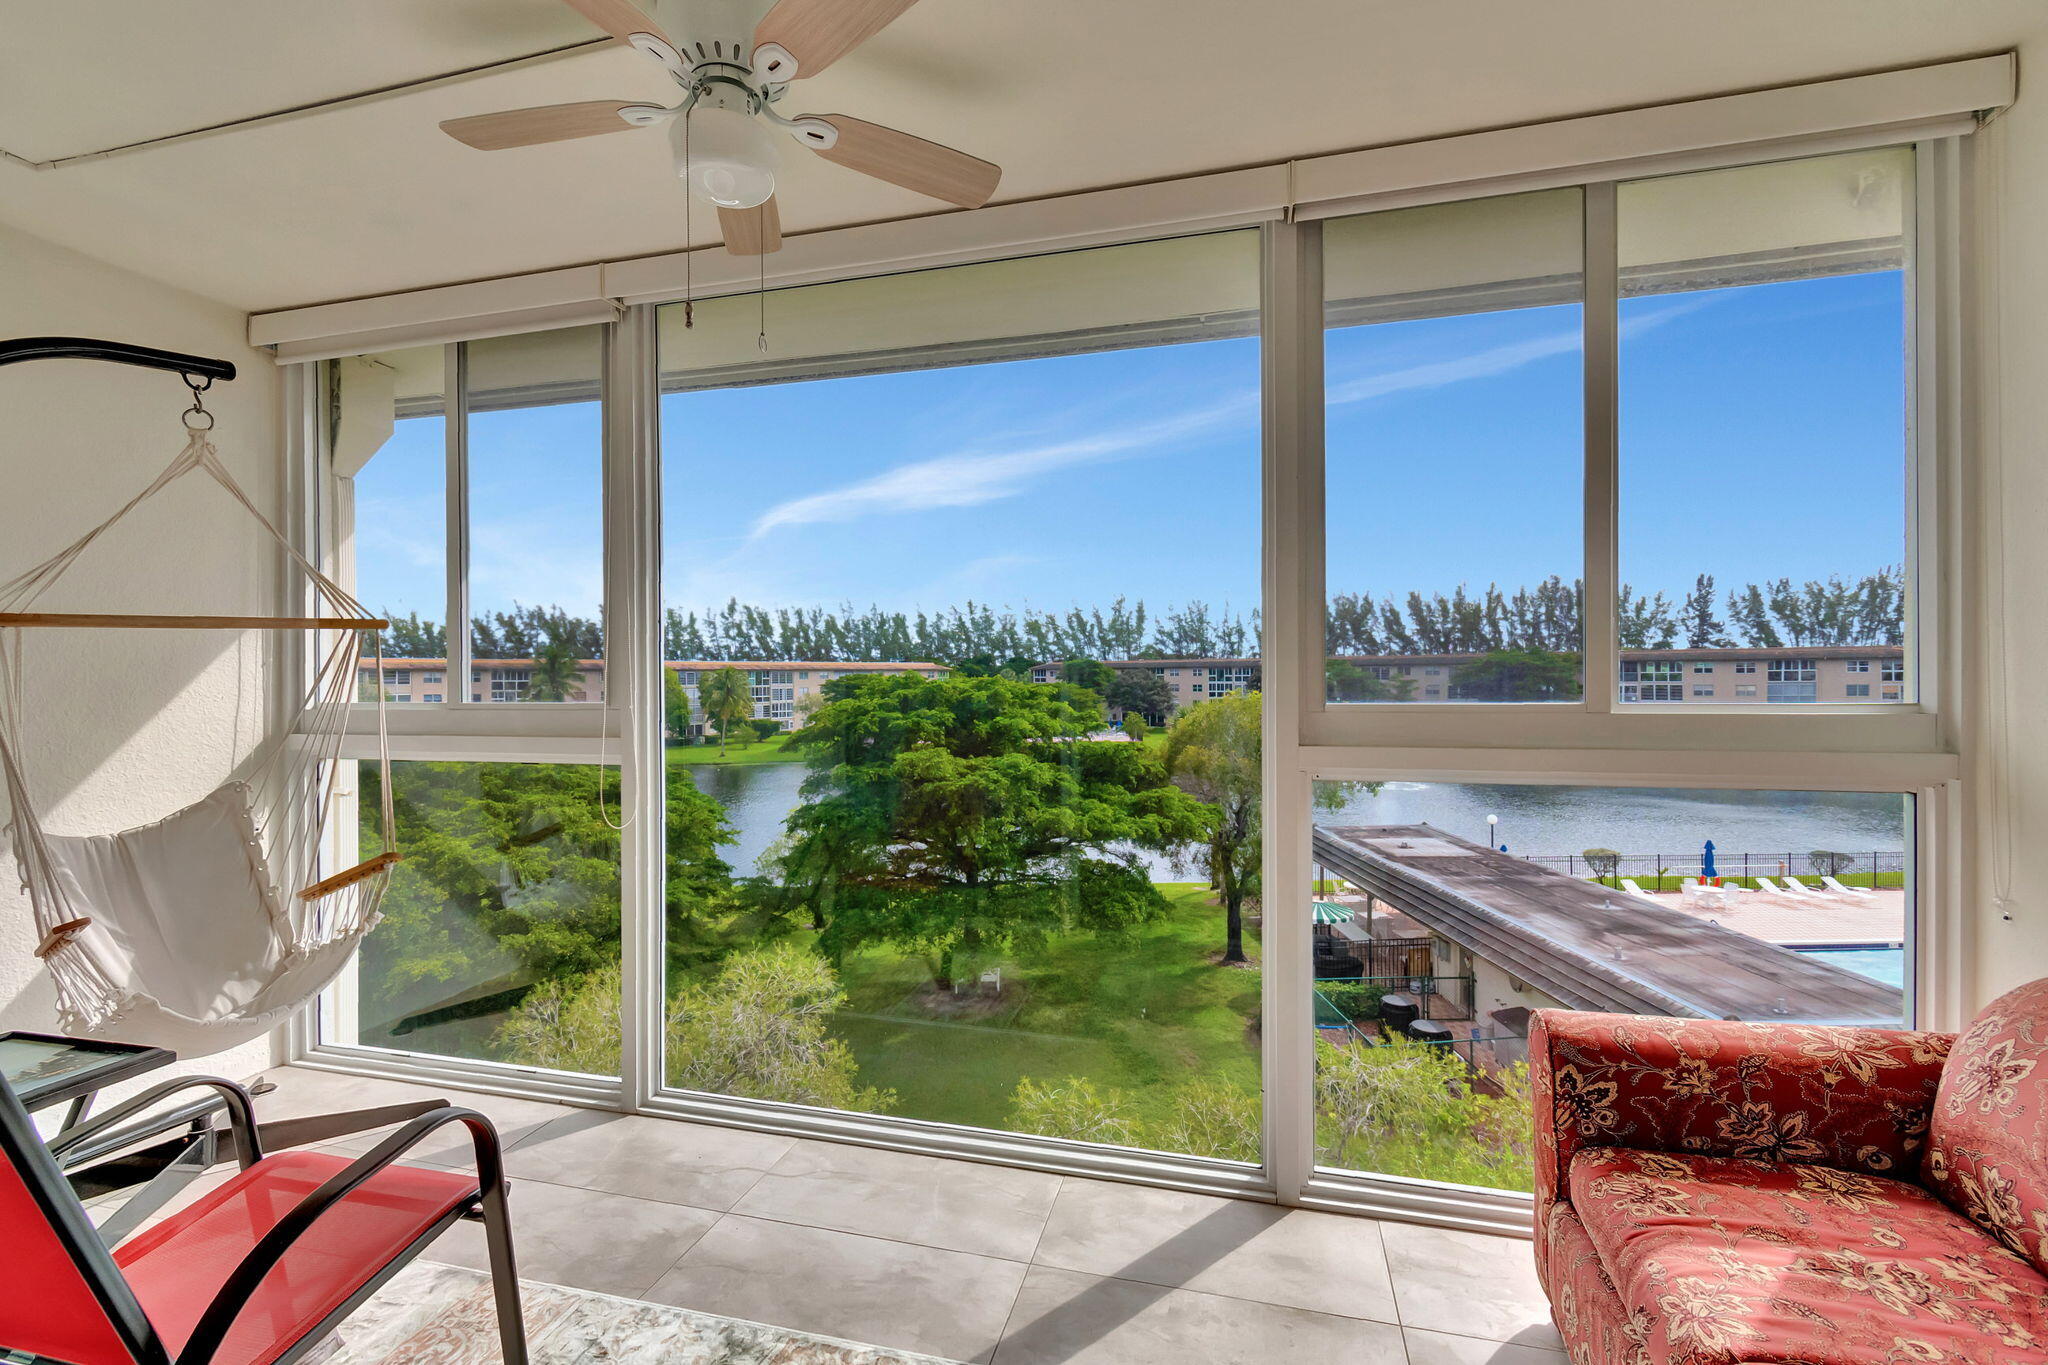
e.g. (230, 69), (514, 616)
(754, 0), (920, 78)
(719, 199), (784, 256)
(809, 115), (1000, 208)
(560, 0), (672, 45)
(440, 101), (647, 151)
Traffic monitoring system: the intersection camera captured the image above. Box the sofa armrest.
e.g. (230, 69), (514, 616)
(1530, 1009), (1952, 1211)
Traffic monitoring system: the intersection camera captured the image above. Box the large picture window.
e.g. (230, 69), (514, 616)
(306, 132), (1953, 1230)
(655, 233), (1265, 1160)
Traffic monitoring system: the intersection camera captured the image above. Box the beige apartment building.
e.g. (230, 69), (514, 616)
(357, 659), (951, 730)
(1035, 644), (1907, 709)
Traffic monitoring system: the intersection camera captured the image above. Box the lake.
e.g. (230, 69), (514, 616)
(683, 763), (1909, 881)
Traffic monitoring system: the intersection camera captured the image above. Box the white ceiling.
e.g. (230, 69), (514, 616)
(1, 0), (2041, 313)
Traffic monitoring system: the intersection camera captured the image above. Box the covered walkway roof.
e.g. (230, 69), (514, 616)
(1312, 824), (1903, 1025)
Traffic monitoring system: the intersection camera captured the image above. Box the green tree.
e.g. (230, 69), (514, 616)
(1324, 660), (1416, 702)
(748, 717), (785, 744)
(1808, 850), (1855, 878)
(664, 666), (693, 743)
(1058, 657), (1117, 697)
(1582, 848), (1622, 885)
(1165, 693), (1369, 964)
(494, 948), (891, 1112)
(1450, 649), (1581, 701)
(697, 666), (753, 756)
(1314, 1036), (1534, 1190)
(526, 639), (583, 702)
(783, 673), (1210, 989)
(1106, 667), (1174, 723)
(358, 762), (735, 1049)
(1164, 693), (1263, 964)
(1121, 712), (1150, 745)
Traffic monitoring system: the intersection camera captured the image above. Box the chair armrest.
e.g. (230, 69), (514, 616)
(175, 1106), (505, 1365)
(46, 1076), (261, 1171)
(1530, 1010), (1952, 1211)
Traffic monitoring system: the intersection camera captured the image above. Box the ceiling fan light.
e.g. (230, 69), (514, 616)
(672, 105), (779, 209)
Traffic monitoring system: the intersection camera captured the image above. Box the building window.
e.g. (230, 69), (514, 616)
(1692, 686), (1714, 697)
(1767, 658), (1818, 704)
(1734, 661), (1757, 674)
(1735, 685), (1759, 697)
(422, 693), (444, 703)
(1692, 663), (1714, 674)
(491, 670), (531, 703)
(1622, 661), (1683, 699)
(383, 670), (410, 687)
(1846, 660), (1871, 673)
(1881, 658), (1906, 682)
(1846, 683), (1872, 697)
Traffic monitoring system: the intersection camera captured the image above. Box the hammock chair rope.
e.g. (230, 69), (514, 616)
(0, 427), (397, 1053)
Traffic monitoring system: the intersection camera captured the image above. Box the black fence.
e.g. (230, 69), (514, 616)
(1519, 850), (1906, 884)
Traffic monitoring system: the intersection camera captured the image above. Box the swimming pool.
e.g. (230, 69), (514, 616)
(1797, 946), (1906, 988)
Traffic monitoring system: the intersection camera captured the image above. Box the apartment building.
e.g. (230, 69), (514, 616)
(667, 660), (951, 734)
(1027, 658), (1261, 711)
(357, 658), (951, 729)
(1031, 645), (1907, 708)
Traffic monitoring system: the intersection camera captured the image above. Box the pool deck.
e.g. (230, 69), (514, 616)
(1656, 887), (1905, 947)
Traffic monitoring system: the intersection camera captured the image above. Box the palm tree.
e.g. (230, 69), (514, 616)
(697, 666), (753, 756)
(527, 640), (582, 702)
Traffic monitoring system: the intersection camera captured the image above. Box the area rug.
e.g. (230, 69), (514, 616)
(316, 1260), (962, 1364)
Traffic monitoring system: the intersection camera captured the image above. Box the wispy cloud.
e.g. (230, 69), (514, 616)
(1326, 296), (1711, 407)
(740, 297), (1714, 546)
(743, 391), (1254, 543)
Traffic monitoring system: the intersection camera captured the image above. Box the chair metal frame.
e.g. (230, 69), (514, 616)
(0, 1072), (527, 1365)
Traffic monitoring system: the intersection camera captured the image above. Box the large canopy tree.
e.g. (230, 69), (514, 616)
(781, 673), (1210, 988)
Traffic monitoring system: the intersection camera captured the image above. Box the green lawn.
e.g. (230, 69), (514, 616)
(665, 735), (806, 766)
(822, 883), (1260, 1132)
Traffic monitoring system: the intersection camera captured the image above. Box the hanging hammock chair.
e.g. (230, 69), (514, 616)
(0, 421), (396, 1057)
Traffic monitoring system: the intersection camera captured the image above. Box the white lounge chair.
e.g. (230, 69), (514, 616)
(1822, 875), (1877, 899)
(1755, 875), (1792, 896)
(1779, 876), (1828, 900)
(1619, 878), (1660, 902)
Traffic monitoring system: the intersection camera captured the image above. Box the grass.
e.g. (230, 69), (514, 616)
(820, 883), (1260, 1132)
(665, 734), (806, 766)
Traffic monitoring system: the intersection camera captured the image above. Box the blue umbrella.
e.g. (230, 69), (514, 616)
(1702, 839), (1718, 880)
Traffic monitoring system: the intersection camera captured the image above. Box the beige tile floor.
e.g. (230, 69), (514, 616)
(103, 1065), (1565, 1365)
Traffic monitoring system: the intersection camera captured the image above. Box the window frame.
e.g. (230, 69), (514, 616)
(286, 134), (1971, 1241)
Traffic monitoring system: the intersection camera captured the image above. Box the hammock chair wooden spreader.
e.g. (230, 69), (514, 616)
(0, 368), (398, 1057)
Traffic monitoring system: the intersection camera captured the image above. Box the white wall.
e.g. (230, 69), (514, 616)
(1967, 48), (2048, 1007)
(0, 221), (283, 1085)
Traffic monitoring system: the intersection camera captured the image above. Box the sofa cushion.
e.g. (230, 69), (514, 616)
(1924, 976), (2048, 1277)
(1570, 1147), (2048, 1364)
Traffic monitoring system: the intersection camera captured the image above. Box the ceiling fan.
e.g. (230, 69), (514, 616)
(440, 0), (1001, 256)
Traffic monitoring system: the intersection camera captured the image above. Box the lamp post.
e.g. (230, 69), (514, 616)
(1486, 813), (1500, 852)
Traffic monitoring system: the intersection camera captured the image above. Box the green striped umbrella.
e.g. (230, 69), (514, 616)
(1312, 901), (1353, 925)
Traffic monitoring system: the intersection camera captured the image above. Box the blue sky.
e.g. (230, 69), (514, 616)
(353, 270), (1905, 630)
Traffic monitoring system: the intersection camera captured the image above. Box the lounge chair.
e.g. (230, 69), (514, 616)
(1755, 875), (1792, 896)
(1779, 876), (1827, 899)
(1822, 875), (1877, 899)
(1619, 878), (1659, 902)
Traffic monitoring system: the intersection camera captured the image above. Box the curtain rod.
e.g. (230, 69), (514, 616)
(0, 336), (236, 382)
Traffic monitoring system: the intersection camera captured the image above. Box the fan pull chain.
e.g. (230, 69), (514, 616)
(757, 251), (768, 353)
(681, 107), (695, 329)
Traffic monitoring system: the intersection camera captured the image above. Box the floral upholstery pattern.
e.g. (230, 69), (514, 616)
(1922, 977), (2048, 1276)
(1530, 1010), (1952, 1286)
(1528, 997), (2048, 1365)
(1569, 1147), (2048, 1364)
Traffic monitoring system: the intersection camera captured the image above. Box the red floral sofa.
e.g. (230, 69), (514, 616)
(1530, 978), (2048, 1365)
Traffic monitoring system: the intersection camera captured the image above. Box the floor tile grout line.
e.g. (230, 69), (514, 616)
(1373, 1216), (1406, 1329)
(989, 1174), (1066, 1364)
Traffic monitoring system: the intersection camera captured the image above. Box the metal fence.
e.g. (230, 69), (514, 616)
(1518, 850), (1906, 883)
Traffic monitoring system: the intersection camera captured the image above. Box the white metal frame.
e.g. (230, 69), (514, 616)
(283, 118), (1978, 1240)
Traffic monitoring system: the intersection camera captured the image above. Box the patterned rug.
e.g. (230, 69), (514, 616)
(318, 1260), (961, 1364)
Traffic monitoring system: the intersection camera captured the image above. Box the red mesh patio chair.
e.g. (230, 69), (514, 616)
(0, 1070), (526, 1365)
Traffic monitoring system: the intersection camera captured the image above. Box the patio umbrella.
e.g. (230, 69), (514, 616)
(1312, 901), (1353, 924)
(1702, 839), (1718, 879)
